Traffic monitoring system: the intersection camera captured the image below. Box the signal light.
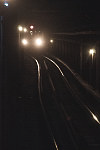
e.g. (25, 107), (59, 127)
(30, 25), (34, 30)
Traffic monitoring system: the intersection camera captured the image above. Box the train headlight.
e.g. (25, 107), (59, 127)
(34, 38), (44, 47)
(21, 39), (28, 46)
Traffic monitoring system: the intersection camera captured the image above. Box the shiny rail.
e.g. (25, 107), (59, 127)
(31, 56), (59, 150)
(44, 56), (100, 148)
(44, 56), (100, 125)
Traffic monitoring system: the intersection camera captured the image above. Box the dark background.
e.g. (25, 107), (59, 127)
(5, 0), (100, 33)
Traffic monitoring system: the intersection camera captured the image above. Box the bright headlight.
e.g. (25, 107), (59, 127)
(21, 39), (28, 46)
(34, 38), (44, 47)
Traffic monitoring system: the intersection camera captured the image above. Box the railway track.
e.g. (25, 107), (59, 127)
(42, 55), (100, 149)
(45, 55), (100, 120)
(16, 53), (100, 150)
(16, 55), (57, 150)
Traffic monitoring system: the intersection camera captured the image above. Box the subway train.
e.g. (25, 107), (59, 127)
(20, 30), (54, 54)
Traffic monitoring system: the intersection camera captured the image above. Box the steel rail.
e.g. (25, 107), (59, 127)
(44, 56), (100, 125)
(44, 56), (100, 148)
(43, 58), (82, 149)
(53, 56), (100, 125)
(50, 55), (100, 100)
(42, 55), (86, 148)
(31, 56), (59, 150)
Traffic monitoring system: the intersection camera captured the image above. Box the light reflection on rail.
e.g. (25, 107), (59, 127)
(32, 56), (59, 150)
(44, 56), (100, 125)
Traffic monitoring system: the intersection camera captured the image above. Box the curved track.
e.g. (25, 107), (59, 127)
(42, 55), (100, 149)
(17, 52), (100, 150)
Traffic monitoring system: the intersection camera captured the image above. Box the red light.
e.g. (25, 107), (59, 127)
(30, 25), (34, 30)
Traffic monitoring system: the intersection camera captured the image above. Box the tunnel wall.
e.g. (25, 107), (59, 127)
(51, 37), (99, 91)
